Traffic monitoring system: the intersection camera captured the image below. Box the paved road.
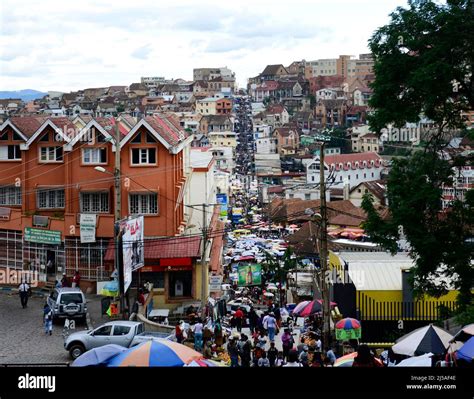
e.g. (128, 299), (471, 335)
(0, 291), (104, 365)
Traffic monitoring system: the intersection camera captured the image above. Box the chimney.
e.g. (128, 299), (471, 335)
(343, 181), (350, 200)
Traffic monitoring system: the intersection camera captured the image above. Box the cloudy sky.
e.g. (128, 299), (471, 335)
(0, 0), (409, 92)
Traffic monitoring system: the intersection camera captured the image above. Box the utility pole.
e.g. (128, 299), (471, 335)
(318, 141), (331, 350)
(201, 203), (208, 307)
(114, 120), (125, 319)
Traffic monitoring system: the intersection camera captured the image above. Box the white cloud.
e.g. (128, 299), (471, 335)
(0, 0), (409, 91)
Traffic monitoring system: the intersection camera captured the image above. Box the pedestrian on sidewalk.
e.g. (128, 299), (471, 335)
(72, 271), (81, 288)
(43, 303), (53, 335)
(281, 328), (294, 361)
(265, 312), (277, 342)
(227, 336), (240, 367)
(18, 280), (30, 308)
(234, 307), (244, 333)
(239, 334), (252, 368)
(193, 318), (203, 352)
(248, 306), (258, 334)
(267, 341), (278, 367)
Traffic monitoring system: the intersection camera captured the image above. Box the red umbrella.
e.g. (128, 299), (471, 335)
(294, 299), (337, 317)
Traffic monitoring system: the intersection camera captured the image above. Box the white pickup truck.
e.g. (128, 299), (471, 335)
(64, 321), (173, 359)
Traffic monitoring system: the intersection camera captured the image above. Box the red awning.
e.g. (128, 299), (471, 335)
(104, 236), (201, 262)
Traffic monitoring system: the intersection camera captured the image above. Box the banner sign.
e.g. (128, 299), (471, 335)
(216, 193), (228, 218)
(80, 214), (97, 243)
(237, 264), (262, 287)
(24, 227), (61, 245)
(121, 216), (144, 292)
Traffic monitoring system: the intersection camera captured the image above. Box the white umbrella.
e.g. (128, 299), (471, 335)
(395, 353), (433, 367)
(392, 324), (453, 356)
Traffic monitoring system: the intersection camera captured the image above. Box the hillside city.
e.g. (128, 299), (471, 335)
(0, 0), (473, 379)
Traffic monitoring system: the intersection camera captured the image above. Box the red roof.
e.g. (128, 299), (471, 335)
(324, 152), (382, 170)
(104, 236), (201, 261)
(144, 114), (184, 147)
(8, 116), (47, 137)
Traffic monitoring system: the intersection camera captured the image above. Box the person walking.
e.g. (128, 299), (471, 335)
(175, 322), (184, 344)
(193, 318), (203, 352)
(265, 312), (277, 342)
(227, 337), (240, 367)
(18, 280), (30, 309)
(267, 341), (278, 367)
(234, 307), (244, 333)
(43, 303), (53, 335)
(248, 306), (259, 335)
(283, 350), (302, 367)
(72, 271), (81, 288)
(299, 345), (309, 367)
(239, 334), (252, 368)
(352, 344), (383, 367)
(281, 328), (294, 361)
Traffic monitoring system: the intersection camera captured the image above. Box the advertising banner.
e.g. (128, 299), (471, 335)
(121, 216), (144, 292)
(237, 264), (262, 286)
(80, 214), (97, 243)
(216, 193), (228, 218)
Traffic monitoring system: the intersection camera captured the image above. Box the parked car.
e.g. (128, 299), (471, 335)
(47, 287), (87, 323)
(64, 321), (173, 359)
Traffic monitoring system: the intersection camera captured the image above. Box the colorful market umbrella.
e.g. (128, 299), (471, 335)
(392, 324), (453, 356)
(293, 300), (337, 317)
(107, 340), (203, 367)
(335, 318), (362, 340)
(334, 352), (383, 367)
(457, 337), (474, 362)
(71, 344), (127, 367)
(185, 359), (227, 367)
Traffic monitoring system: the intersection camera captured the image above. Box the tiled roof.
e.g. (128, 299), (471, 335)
(324, 152), (382, 171)
(104, 236), (201, 261)
(266, 104), (285, 114)
(9, 116), (48, 137)
(261, 64), (287, 76)
(350, 180), (386, 203)
(274, 127), (299, 138)
(144, 114), (184, 147)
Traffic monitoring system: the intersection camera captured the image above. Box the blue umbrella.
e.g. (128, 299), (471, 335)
(457, 336), (474, 362)
(71, 344), (128, 367)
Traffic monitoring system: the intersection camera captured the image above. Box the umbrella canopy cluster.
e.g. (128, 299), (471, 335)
(334, 352), (383, 367)
(72, 340), (205, 367)
(107, 340), (203, 367)
(392, 324), (453, 356)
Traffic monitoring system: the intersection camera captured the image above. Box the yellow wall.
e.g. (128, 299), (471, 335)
(357, 290), (460, 319)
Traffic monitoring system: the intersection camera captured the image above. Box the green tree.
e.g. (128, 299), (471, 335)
(363, 0), (474, 309)
(261, 248), (301, 305)
(368, 0), (474, 141)
(362, 153), (474, 308)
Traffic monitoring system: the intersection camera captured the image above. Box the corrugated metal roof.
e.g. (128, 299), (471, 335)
(339, 252), (412, 291)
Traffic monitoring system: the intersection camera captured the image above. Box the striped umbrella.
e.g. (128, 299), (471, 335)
(335, 318), (362, 340)
(107, 340), (203, 367)
(293, 300), (337, 317)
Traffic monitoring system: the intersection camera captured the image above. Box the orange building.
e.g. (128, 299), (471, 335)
(216, 98), (233, 115)
(0, 115), (193, 285)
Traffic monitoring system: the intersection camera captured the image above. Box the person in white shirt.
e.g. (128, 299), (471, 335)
(283, 350), (303, 367)
(194, 319), (204, 352)
(18, 281), (30, 308)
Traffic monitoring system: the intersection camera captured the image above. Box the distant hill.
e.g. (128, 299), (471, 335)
(0, 89), (47, 102)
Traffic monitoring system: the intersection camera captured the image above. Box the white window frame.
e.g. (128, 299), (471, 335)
(80, 191), (109, 213)
(39, 146), (63, 163)
(0, 145), (21, 161)
(129, 193), (158, 215)
(130, 148), (157, 166)
(82, 147), (107, 165)
(0, 185), (21, 206)
(37, 188), (65, 209)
